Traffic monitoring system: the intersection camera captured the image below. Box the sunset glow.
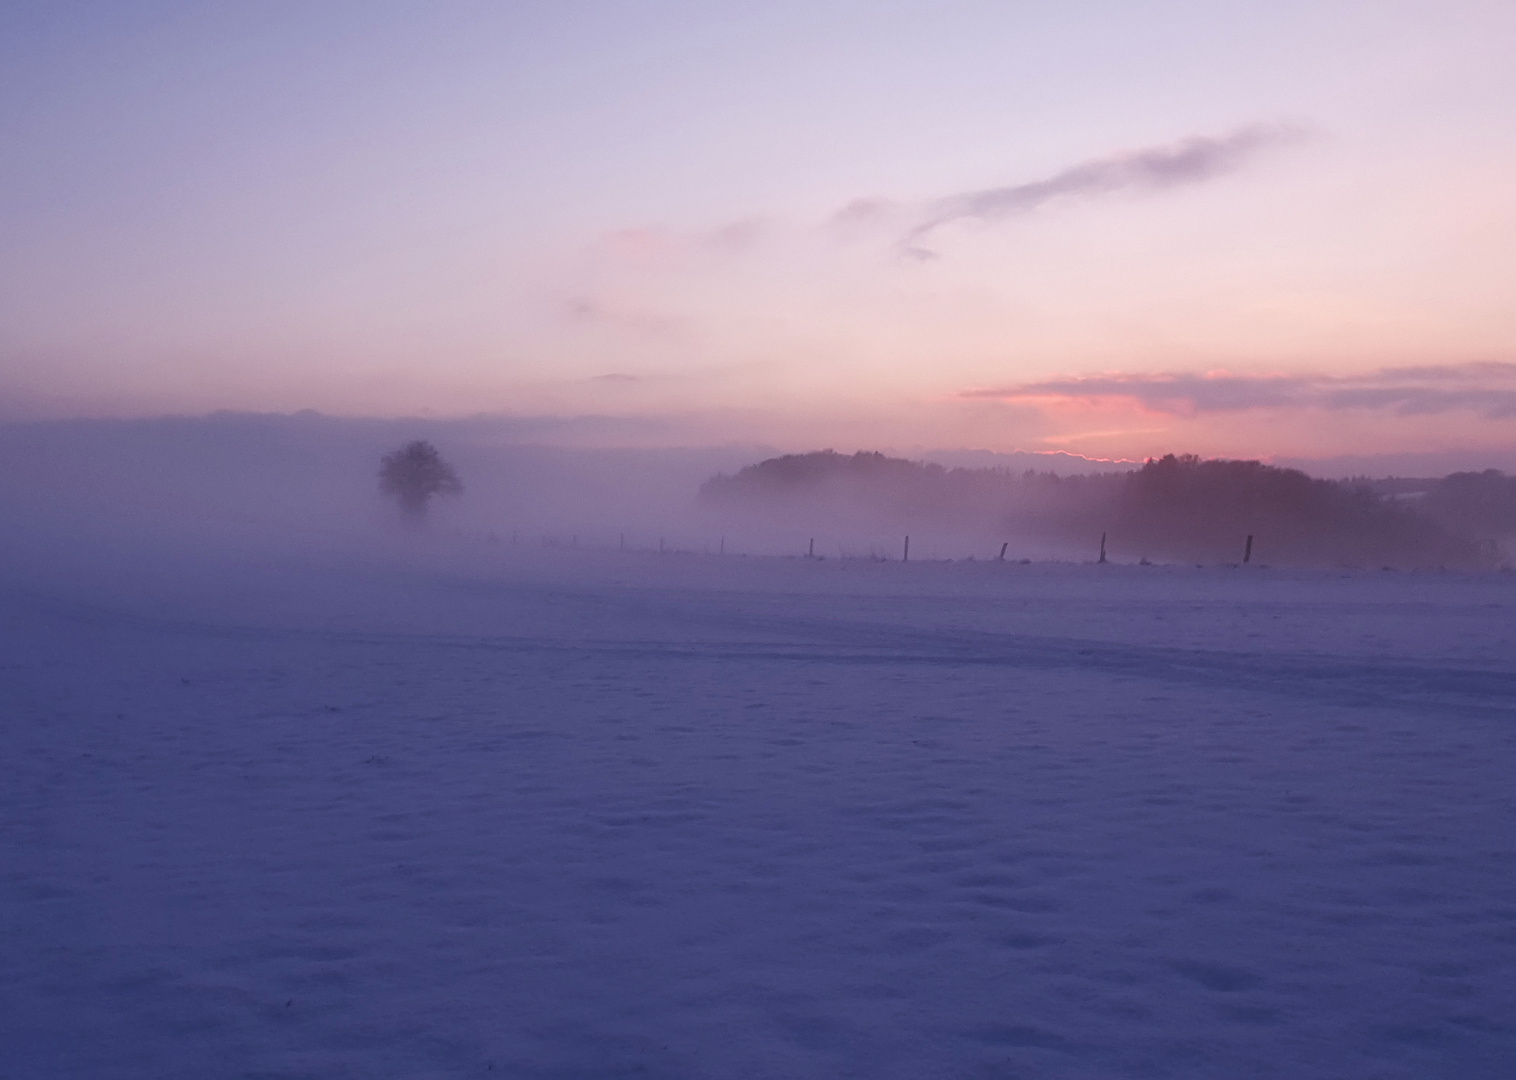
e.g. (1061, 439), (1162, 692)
(3, 1), (1515, 463)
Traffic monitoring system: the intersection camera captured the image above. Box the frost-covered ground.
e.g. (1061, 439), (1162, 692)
(4, 546), (1516, 1079)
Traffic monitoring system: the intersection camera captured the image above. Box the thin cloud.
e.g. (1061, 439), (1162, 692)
(969, 372), (1311, 412)
(592, 217), (770, 267)
(826, 197), (907, 243)
(891, 124), (1304, 258)
(703, 217), (769, 253)
(563, 296), (682, 337)
(965, 363), (1516, 418)
(592, 127), (1300, 271)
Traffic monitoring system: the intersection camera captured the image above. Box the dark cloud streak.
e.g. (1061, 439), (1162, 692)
(966, 363), (1516, 418)
(896, 125), (1303, 258)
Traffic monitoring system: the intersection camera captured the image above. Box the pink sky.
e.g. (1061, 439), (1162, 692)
(2, 1), (1515, 462)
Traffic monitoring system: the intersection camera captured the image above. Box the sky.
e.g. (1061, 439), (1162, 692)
(2, 0), (1515, 462)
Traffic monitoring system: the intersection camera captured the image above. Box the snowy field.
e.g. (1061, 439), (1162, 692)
(4, 544), (1516, 1079)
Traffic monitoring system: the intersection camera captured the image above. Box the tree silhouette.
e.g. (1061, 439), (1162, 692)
(379, 440), (461, 521)
(698, 449), (1489, 567)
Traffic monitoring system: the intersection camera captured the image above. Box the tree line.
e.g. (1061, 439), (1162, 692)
(699, 451), (1513, 568)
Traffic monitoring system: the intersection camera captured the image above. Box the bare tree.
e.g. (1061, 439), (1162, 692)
(379, 440), (461, 521)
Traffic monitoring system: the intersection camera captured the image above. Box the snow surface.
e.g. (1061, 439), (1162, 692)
(4, 543), (1516, 1079)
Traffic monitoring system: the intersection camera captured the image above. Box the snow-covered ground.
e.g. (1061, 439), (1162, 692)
(4, 544), (1515, 1078)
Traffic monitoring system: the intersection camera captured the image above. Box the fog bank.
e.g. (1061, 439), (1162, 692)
(4, 415), (1513, 602)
